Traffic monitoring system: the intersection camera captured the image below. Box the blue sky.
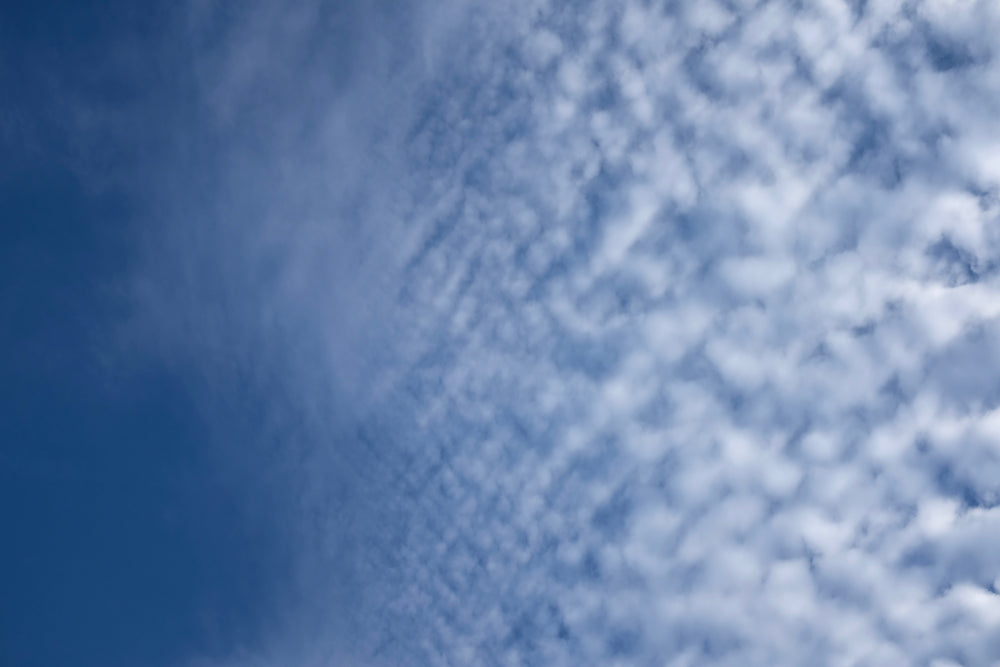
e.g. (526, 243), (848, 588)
(5, 0), (1000, 665)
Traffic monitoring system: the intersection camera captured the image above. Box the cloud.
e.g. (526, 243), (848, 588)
(125, 0), (1000, 664)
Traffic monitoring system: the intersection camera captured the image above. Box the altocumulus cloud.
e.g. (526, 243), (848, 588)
(129, 0), (1000, 665)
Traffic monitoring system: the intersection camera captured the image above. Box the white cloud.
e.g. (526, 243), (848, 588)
(133, 0), (1000, 664)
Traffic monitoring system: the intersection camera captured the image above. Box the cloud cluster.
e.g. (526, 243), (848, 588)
(150, 0), (1000, 664)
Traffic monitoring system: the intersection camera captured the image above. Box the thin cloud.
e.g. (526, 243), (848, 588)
(133, 0), (1000, 664)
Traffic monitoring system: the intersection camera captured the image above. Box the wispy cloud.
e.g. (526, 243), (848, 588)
(131, 0), (1000, 664)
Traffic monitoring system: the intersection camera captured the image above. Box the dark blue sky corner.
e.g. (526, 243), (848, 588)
(0, 3), (301, 666)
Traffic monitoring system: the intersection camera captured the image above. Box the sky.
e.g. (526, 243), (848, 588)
(3, 0), (1000, 665)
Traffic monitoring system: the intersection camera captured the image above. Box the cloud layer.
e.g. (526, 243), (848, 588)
(137, 0), (1000, 664)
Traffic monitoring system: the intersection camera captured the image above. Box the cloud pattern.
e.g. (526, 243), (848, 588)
(163, 0), (1000, 665)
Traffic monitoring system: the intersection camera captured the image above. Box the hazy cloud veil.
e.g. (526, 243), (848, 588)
(140, 0), (1000, 664)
